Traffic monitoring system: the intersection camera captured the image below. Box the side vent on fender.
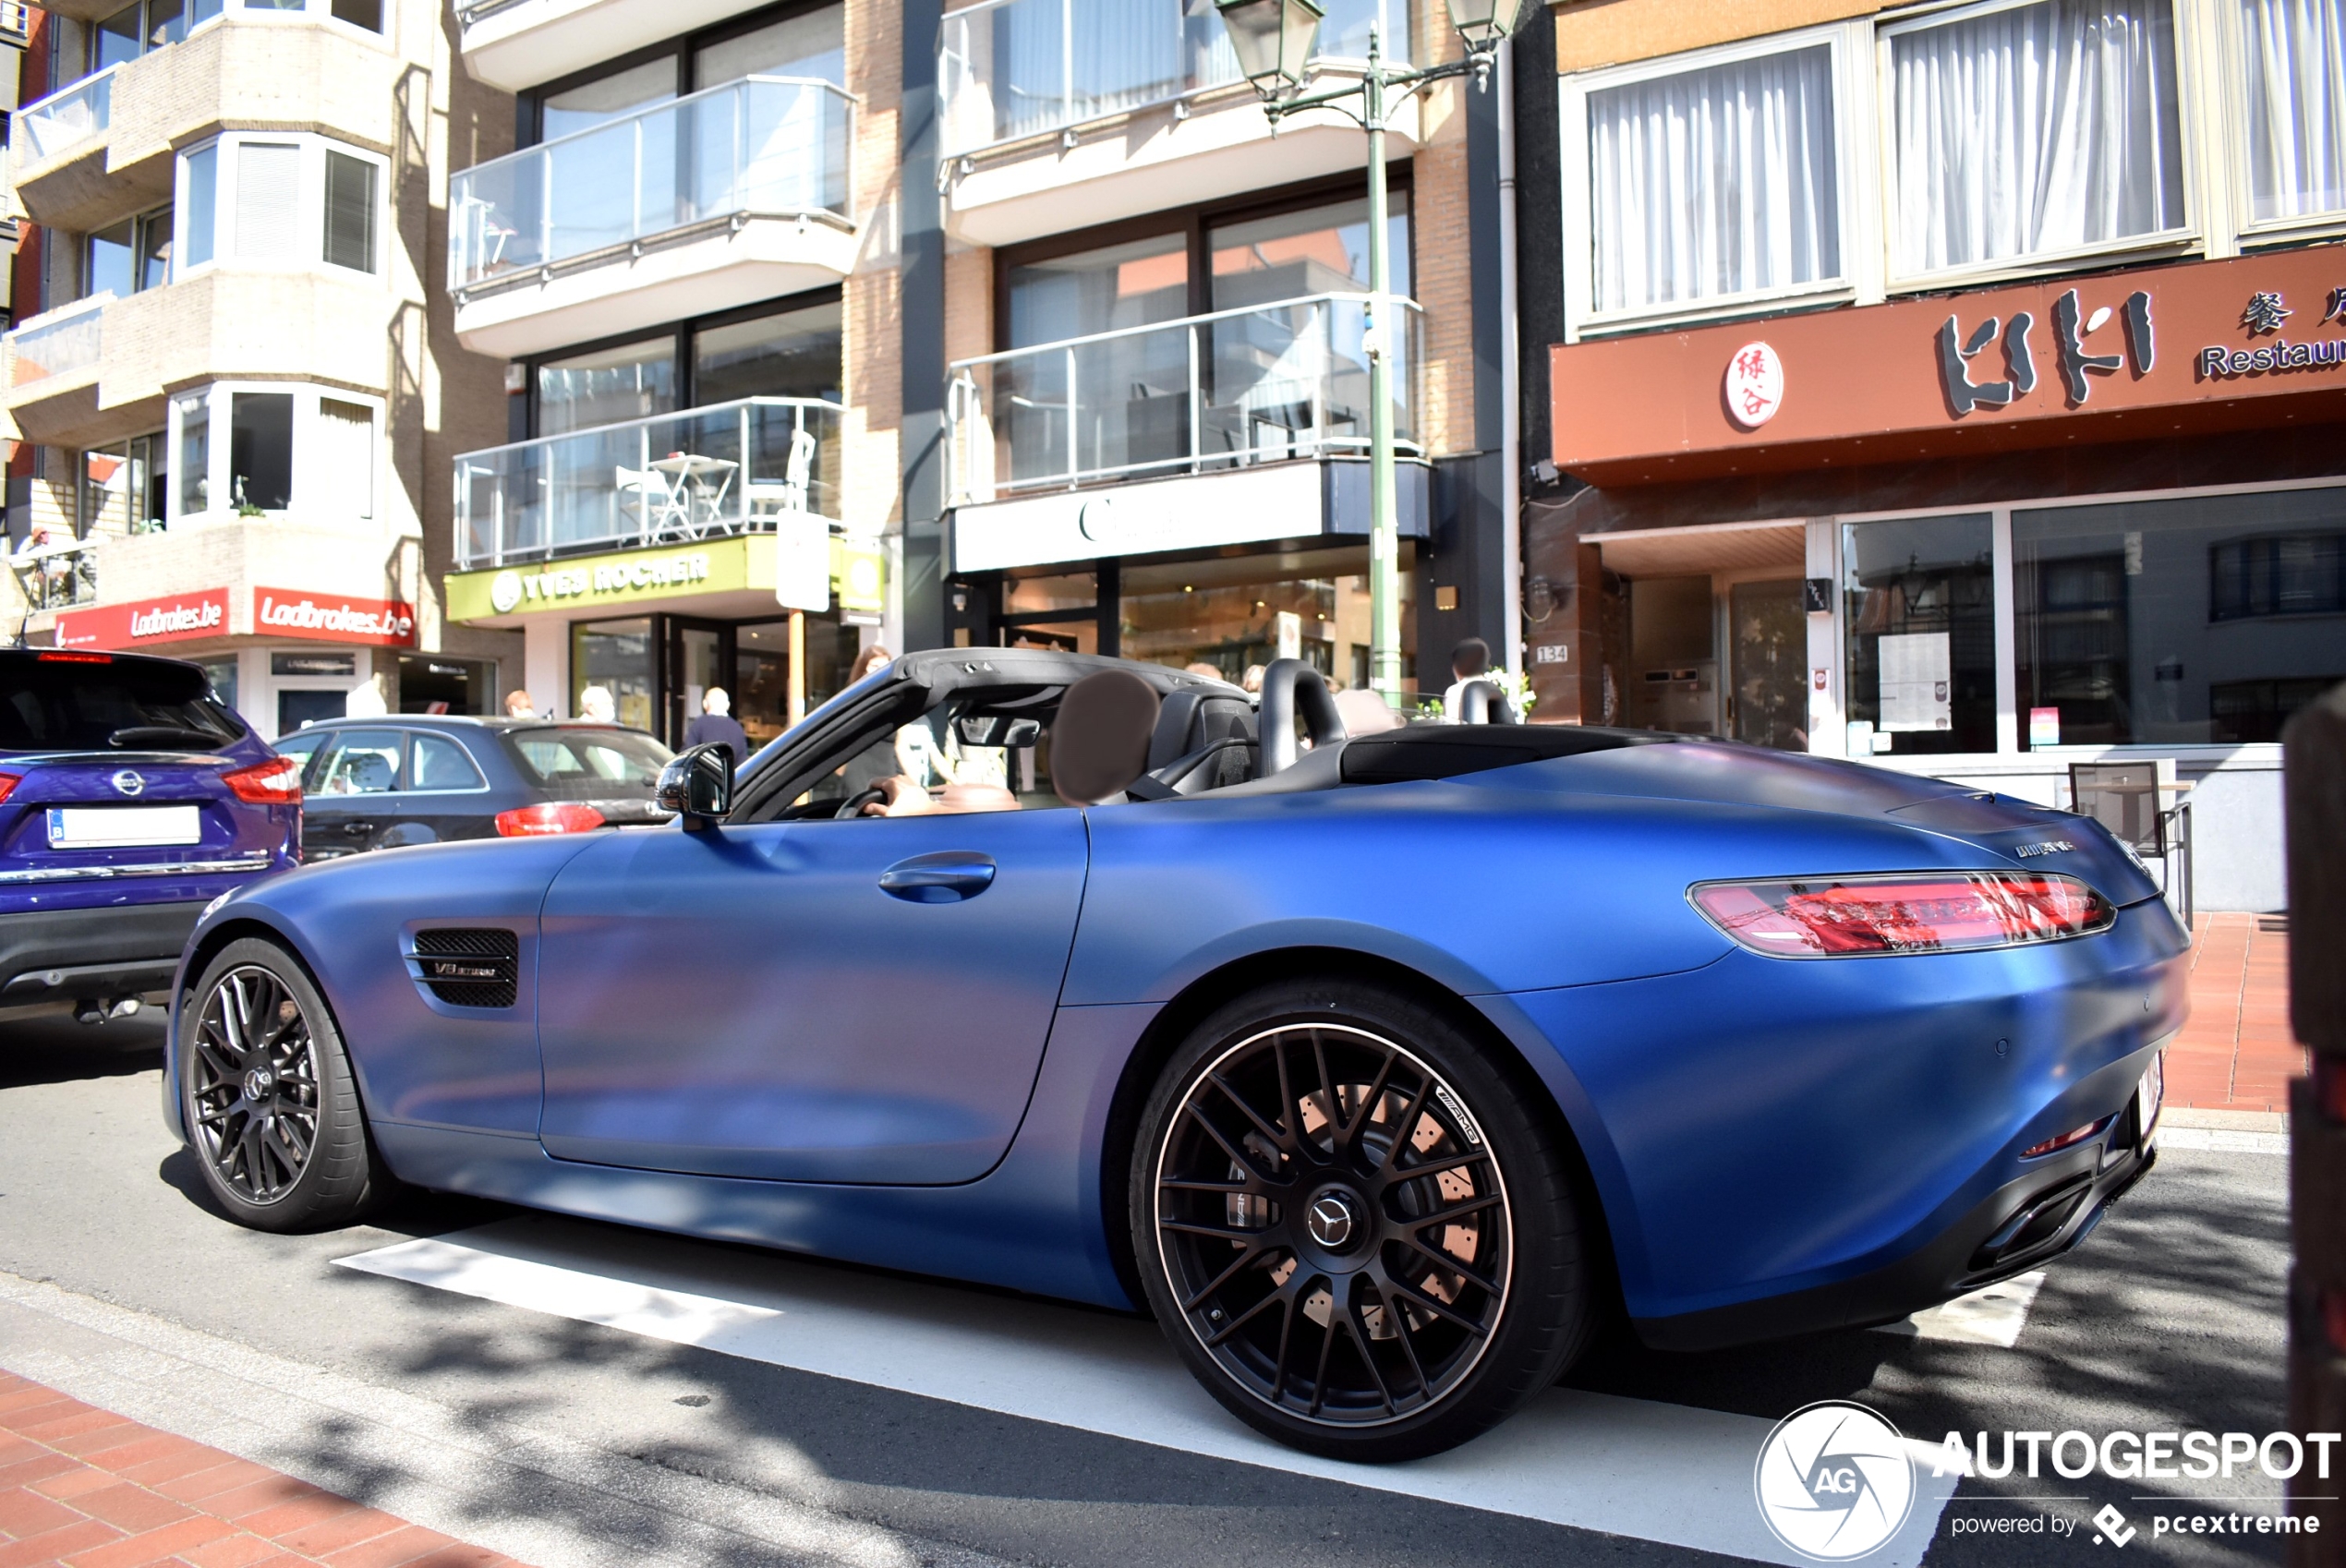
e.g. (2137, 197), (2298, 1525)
(411, 928), (518, 1008)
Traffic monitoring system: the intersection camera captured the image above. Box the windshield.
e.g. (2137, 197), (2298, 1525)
(502, 726), (673, 800)
(0, 654), (246, 753)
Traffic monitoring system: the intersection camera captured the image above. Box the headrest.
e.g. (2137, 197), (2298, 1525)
(1051, 669), (1162, 805)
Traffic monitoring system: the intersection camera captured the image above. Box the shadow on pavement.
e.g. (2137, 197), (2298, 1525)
(0, 1013), (165, 1089)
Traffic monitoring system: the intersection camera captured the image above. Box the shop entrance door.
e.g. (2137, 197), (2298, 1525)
(1729, 579), (1808, 751)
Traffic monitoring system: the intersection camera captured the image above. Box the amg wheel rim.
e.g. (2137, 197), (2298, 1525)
(187, 966), (322, 1204)
(1154, 1023), (1513, 1428)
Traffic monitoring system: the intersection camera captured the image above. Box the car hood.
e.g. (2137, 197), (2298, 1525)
(1469, 741), (2162, 906)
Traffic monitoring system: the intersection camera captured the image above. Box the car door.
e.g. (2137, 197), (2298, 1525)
(399, 730), (495, 843)
(303, 727), (405, 858)
(535, 803), (1090, 1184)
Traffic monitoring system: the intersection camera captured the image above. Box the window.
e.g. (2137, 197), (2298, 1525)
(89, 0), (184, 70)
(77, 433), (166, 536)
(1888, 0), (2187, 277)
(1842, 513), (1997, 755)
(571, 618), (658, 730)
(229, 392), (294, 511)
(693, 6), (844, 89)
(2014, 488), (2346, 746)
(408, 733), (487, 790)
(322, 151), (376, 271)
(1583, 42), (1841, 316)
(137, 207), (172, 288)
(1209, 193), (1409, 308)
(81, 207), (171, 299)
(537, 336), (678, 436)
(540, 57), (676, 141)
(319, 398), (375, 520)
(1007, 233), (1190, 348)
(2237, 0), (2346, 223)
(175, 393), (209, 515)
(692, 299), (842, 404)
(316, 730), (404, 794)
(327, 0), (380, 30)
(175, 135), (387, 277)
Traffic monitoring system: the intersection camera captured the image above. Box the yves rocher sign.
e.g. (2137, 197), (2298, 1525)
(54, 590), (230, 649)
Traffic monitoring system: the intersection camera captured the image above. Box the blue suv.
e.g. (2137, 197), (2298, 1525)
(1, 647), (299, 1024)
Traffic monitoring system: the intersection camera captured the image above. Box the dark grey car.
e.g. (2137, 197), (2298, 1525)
(272, 717), (674, 860)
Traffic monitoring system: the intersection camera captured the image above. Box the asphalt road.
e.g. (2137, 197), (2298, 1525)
(0, 1013), (2298, 1568)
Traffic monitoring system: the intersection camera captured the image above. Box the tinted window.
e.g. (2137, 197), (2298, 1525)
(503, 727), (672, 799)
(315, 730), (404, 794)
(271, 728), (330, 784)
(0, 656), (244, 753)
(409, 732), (487, 790)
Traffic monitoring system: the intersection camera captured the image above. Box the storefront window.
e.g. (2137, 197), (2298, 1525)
(1119, 544), (1415, 690)
(1004, 572), (1096, 615)
(573, 617), (657, 731)
(2014, 488), (2346, 745)
(1842, 513), (1995, 755)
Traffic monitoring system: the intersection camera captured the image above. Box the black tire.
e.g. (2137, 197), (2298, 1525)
(1131, 977), (1596, 1462)
(179, 937), (392, 1232)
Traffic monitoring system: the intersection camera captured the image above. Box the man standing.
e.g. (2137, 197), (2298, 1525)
(1441, 638), (1492, 720)
(684, 686), (750, 767)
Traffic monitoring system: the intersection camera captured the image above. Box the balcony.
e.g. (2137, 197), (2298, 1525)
(449, 77), (856, 359)
(937, 0), (1419, 247)
(5, 296), (108, 441)
(454, 395), (842, 572)
(12, 19), (405, 232)
(457, 0), (772, 93)
(6, 539), (102, 614)
(947, 291), (1418, 505)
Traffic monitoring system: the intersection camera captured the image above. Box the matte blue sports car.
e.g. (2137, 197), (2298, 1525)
(163, 649), (2185, 1461)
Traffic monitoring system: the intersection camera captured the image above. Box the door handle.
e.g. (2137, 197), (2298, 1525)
(878, 852), (997, 903)
(345, 821), (377, 835)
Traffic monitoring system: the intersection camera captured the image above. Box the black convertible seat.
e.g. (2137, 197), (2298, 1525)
(1338, 725), (1673, 786)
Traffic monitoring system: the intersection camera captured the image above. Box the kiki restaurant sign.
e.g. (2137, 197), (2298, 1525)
(1547, 247), (2346, 486)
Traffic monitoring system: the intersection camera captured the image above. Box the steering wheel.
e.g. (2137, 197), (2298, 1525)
(835, 787), (888, 819)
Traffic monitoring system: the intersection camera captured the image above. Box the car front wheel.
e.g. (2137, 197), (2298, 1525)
(180, 937), (391, 1232)
(1131, 978), (1596, 1461)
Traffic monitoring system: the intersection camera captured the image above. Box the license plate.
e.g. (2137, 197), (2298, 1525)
(2136, 1052), (2164, 1150)
(46, 805), (202, 849)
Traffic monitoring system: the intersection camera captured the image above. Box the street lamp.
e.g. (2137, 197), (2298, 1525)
(1214, 0), (1528, 708)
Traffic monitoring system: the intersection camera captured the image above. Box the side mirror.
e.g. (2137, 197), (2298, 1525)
(657, 742), (734, 830)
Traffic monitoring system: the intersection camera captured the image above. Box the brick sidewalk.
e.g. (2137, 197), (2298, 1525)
(2166, 911), (2301, 1116)
(0, 1372), (533, 1568)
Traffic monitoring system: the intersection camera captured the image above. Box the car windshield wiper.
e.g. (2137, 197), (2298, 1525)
(108, 725), (226, 751)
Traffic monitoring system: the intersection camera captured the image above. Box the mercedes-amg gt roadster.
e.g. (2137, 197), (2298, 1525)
(164, 650), (2185, 1460)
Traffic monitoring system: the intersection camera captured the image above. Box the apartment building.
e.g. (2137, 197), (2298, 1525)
(0, 0), (514, 733)
(1518, 0), (2345, 911)
(435, 0), (1522, 741)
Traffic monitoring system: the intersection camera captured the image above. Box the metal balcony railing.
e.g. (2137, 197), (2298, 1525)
(6, 295), (108, 388)
(17, 66), (115, 165)
(7, 538), (100, 611)
(453, 396), (844, 571)
(948, 292), (1421, 504)
(937, 0), (1410, 158)
(449, 76), (855, 292)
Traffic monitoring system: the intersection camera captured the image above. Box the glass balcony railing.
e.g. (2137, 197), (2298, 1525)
(938, 0), (1410, 158)
(6, 538), (99, 612)
(17, 66), (115, 164)
(449, 76), (854, 291)
(6, 295), (108, 388)
(947, 292), (1420, 502)
(454, 396), (843, 571)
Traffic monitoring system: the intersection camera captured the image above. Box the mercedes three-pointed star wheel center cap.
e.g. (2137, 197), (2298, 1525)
(1307, 1189), (1364, 1253)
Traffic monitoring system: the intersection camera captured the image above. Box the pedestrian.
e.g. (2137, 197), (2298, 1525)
(578, 685), (616, 724)
(683, 686), (750, 766)
(1441, 638), (1492, 720)
(1184, 660), (1222, 681)
(1241, 664), (1265, 694)
(503, 689), (536, 718)
(849, 644), (892, 683)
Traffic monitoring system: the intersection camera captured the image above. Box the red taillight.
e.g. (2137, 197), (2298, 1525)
(222, 757), (304, 804)
(2021, 1116), (2114, 1159)
(37, 650), (112, 663)
(1689, 873), (2115, 958)
(0, 773), (17, 804)
(495, 802), (606, 836)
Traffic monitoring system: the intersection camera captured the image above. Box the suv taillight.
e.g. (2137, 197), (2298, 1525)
(0, 773), (18, 804)
(495, 802), (605, 836)
(223, 757), (304, 804)
(1690, 873), (2115, 958)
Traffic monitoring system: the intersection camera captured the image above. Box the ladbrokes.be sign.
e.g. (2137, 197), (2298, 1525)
(253, 587), (417, 646)
(54, 589), (230, 649)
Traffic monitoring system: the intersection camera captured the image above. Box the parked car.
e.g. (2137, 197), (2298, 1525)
(1, 646), (299, 1025)
(268, 716), (675, 861)
(167, 649), (2185, 1462)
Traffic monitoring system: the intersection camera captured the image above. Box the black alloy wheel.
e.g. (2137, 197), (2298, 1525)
(1134, 980), (1594, 1461)
(181, 938), (390, 1231)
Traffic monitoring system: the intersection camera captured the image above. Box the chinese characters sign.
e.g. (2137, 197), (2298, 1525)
(1723, 342), (1784, 428)
(2196, 286), (2346, 380)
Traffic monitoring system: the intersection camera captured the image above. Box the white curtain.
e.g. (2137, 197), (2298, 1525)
(1893, 0), (2186, 274)
(320, 399), (375, 523)
(2241, 0), (2346, 221)
(1587, 44), (1841, 314)
(235, 141), (303, 263)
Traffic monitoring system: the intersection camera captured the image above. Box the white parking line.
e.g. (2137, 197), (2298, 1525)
(338, 1218), (1958, 1568)
(1872, 1272), (2046, 1348)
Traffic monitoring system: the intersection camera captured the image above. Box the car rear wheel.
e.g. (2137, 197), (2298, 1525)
(1131, 978), (1596, 1461)
(180, 938), (391, 1232)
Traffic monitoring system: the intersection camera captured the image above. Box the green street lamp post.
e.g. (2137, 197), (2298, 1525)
(1215, 0), (1528, 706)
